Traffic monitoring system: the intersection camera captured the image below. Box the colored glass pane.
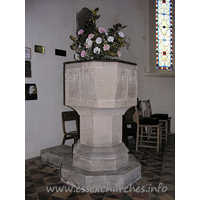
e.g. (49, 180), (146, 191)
(156, 0), (173, 70)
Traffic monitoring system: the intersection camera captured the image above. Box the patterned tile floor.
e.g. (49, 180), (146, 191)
(25, 134), (175, 200)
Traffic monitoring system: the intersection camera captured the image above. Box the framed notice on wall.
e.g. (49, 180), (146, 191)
(25, 60), (31, 78)
(25, 47), (31, 59)
(25, 84), (37, 100)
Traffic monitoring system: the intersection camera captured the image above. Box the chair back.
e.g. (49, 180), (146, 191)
(124, 106), (136, 123)
(62, 111), (79, 134)
(143, 99), (152, 117)
(138, 100), (143, 118)
(62, 111), (79, 121)
(132, 100), (143, 126)
(123, 106), (137, 147)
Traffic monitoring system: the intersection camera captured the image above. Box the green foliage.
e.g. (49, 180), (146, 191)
(69, 7), (128, 60)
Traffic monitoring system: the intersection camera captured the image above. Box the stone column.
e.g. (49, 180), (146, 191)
(73, 107), (129, 171)
(62, 60), (140, 189)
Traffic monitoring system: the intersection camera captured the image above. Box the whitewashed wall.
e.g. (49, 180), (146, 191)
(25, 0), (175, 159)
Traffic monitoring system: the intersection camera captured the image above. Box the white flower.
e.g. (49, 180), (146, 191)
(93, 47), (101, 54)
(118, 32), (125, 38)
(75, 54), (80, 60)
(108, 36), (114, 42)
(86, 38), (93, 46)
(95, 37), (102, 44)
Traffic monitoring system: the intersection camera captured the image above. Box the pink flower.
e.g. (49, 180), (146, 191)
(117, 50), (121, 57)
(78, 29), (84, 35)
(103, 44), (110, 51)
(81, 50), (86, 57)
(88, 33), (94, 39)
(98, 27), (107, 33)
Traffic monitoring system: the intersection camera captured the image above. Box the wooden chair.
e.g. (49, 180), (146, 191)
(122, 106), (137, 147)
(135, 103), (163, 153)
(122, 99), (143, 148)
(143, 99), (171, 144)
(61, 111), (80, 145)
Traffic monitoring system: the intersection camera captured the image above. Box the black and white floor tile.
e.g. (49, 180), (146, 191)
(25, 134), (175, 200)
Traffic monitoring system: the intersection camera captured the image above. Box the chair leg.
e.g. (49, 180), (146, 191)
(74, 137), (78, 143)
(140, 127), (143, 145)
(146, 127), (150, 141)
(168, 118), (171, 133)
(136, 126), (139, 151)
(122, 128), (129, 147)
(160, 126), (162, 148)
(62, 135), (66, 145)
(157, 127), (159, 153)
(165, 121), (168, 144)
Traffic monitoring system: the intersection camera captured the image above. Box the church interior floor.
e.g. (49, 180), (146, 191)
(25, 134), (175, 200)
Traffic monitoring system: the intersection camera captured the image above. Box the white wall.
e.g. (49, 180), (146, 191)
(143, 0), (175, 132)
(25, 0), (175, 159)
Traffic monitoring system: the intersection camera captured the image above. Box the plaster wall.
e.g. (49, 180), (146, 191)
(25, 0), (175, 159)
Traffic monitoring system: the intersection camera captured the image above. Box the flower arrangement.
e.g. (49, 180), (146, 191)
(70, 7), (127, 60)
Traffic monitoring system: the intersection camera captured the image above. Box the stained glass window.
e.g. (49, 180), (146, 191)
(156, 0), (173, 70)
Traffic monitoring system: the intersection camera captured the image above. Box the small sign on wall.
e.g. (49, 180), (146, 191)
(25, 84), (37, 100)
(55, 49), (66, 57)
(25, 47), (31, 59)
(35, 45), (45, 54)
(25, 60), (31, 78)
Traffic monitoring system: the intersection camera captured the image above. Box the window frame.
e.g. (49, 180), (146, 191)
(145, 0), (175, 77)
